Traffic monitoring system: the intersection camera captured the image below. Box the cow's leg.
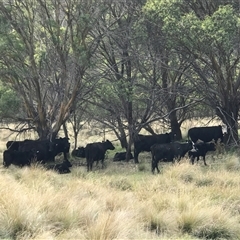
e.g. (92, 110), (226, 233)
(151, 162), (156, 174)
(191, 156), (195, 165)
(3, 161), (10, 168)
(152, 159), (160, 174)
(134, 149), (139, 164)
(65, 159), (72, 167)
(87, 160), (91, 171)
(101, 159), (105, 168)
(95, 160), (99, 167)
(87, 163), (93, 171)
(151, 155), (156, 173)
(203, 155), (207, 166)
(87, 162), (90, 171)
(90, 160), (94, 171)
(63, 152), (69, 161)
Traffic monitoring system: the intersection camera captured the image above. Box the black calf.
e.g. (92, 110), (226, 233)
(188, 141), (216, 165)
(46, 160), (71, 174)
(113, 152), (134, 161)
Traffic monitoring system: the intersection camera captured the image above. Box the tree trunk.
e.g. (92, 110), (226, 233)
(126, 123), (134, 162)
(143, 124), (156, 135)
(36, 122), (51, 140)
(119, 135), (128, 149)
(169, 110), (182, 141)
(216, 103), (239, 145)
(126, 100), (133, 162)
(62, 122), (69, 139)
(37, 129), (49, 140)
(113, 117), (128, 149)
(73, 133), (78, 149)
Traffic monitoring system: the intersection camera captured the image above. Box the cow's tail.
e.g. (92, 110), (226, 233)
(187, 129), (190, 141)
(187, 129), (195, 150)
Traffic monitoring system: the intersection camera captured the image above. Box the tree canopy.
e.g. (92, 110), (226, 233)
(144, 0), (240, 143)
(0, 0), (240, 145)
(0, 0), (107, 139)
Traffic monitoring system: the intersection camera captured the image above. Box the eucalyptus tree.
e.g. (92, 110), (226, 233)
(68, 101), (91, 149)
(144, 0), (240, 144)
(140, 10), (203, 141)
(90, 0), (188, 157)
(0, 0), (107, 139)
(88, 0), (160, 154)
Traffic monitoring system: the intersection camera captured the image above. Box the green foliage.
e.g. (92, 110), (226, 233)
(0, 84), (20, 119)
(144, 1), (240, 52)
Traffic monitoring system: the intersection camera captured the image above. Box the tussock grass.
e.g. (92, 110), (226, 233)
(0, 159), (240, 239)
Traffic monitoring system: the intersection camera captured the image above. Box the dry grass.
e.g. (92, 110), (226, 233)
(0, 119), (239, 239)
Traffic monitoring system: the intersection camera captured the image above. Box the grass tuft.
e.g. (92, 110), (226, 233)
(109, 177), (133, 191)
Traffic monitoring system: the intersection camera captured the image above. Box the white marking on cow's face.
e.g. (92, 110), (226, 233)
(190, 148), (197, 152)
(189, 142), (197, 152)
(221, 125), (228, 135)
(191, 142), (197, 151)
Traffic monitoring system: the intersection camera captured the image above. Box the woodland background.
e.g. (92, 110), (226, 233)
(0, 0), (240, 153)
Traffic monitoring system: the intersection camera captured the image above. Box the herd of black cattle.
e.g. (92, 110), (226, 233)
(2, 125), (226, 174)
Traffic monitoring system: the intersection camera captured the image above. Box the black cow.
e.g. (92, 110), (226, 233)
(188, 141), (216, 166)
(170, 141), (194, 160)
(113, 151), (134, 161)
(18, 139), (52, 163)
(6, 141), (21, 151)
(6, 139), (32, 151)
(12, 137), (71, 165)
(6, 138), (69, 161)
(133, 133), (174, 163)
(151, 141), (193, 174)
(188, 125), (226, 143)
(46, 160), (71, 174)
(72, 147), (85, 158)
(3, 149), (36, 168)
(52, 137), (70, 161)
(52, 137), (70, 160)
(85, 140), (115, 171)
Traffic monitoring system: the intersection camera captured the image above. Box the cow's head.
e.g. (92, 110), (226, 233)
(221, 124), (228, 135)
(185, 140), (194, 149)
(53, 137), (70, 155)
(206, 142), (216, 152)
(71, 149), (78, 157)
(104, 140), (115, 150)
(191, 141), (199, 152)
(76, 147), (85, 158)
(168, 132), (177, 142)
